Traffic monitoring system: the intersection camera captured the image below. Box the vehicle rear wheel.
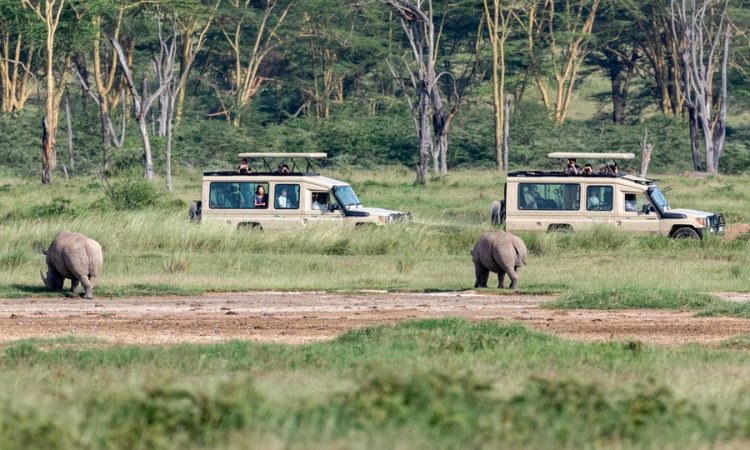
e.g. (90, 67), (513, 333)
(671, 227), (700, 239)
(238, 222), (262, 231)
(188, 200), (202, 221)
(548, 224), (572, 233)
(490, 200), (505, 225)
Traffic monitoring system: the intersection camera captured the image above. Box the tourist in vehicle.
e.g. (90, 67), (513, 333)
(238, 158), (250, 174)
(565, 159), (578, 175)
(275, 164), (290, 175)
(311, 193), (323, 210)
(582, 164), (594, 175)
(624, 194), (637, 212)
(254, 185), (268, 208)
(521, 186), (537, 209)
(277, 188), (290, 208)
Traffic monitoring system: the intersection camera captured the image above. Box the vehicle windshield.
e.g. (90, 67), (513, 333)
(650, 186), (670, 210)
(334, 185), (361, 207)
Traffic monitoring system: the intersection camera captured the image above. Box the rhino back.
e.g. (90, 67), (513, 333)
(48, 232), (102, 280)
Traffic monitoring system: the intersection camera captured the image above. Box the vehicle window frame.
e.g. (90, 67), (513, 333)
(310, 191), (334, 212)
(586, 185), (613, 212)
(274, 183), (300, 210)
(208, 181), (269, 209)
(517, 182), (580, 211)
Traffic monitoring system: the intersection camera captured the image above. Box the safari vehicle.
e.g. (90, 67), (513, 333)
(189, 152), (410, 229)
(491, 152), (725, 239)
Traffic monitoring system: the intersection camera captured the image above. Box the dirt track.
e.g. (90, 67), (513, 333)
(2, 291), (750, 346)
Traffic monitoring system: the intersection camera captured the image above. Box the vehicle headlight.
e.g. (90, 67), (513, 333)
(695, 217), (706, 227)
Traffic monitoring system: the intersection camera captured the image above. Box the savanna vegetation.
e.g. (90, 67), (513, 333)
(2, 0), (750, 448)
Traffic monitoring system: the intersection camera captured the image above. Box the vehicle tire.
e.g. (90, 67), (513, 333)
(671, 227), (700, 239)
(238, 222), (262, 230)
(548, 224), (572, 233)
(188, 200), (202, 221)
(490, 200), (505, 224)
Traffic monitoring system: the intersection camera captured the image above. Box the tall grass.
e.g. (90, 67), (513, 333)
(0, 169), (748, 297)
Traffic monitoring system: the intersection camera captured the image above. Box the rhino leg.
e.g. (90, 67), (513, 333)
(497, 271), (506, 289)
(79, 275), (94, 299)
(474, 262), (489, 289)
(506, 266), (520, 290)
(70, 279), (80, 294)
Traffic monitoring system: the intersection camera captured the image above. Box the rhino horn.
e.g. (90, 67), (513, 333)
(40, 270), (48, 286)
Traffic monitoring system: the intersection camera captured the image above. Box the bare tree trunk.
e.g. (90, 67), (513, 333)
(640, 128), (652, 178)
(64, 92), (74, 169)
(110, 35), (168, 181)
(502, 97), (510, 171)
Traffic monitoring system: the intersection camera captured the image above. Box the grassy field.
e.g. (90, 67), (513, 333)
(5, 319), (750, 449)
(1, 167), (748, 299)
(2, 167), (750, 448)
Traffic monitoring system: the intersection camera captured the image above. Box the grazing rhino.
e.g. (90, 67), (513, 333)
(471, 231), (527, 289)
(41, 231), (103, 299)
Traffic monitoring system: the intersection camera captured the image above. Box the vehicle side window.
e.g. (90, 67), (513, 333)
(586, 185), (613, 211)
(311, 192), (332, 211)
(518, 183), (579, 210)
(274, 184), (300, 209)
(209, 182), (268, 209)
(624, 193), (650, 214)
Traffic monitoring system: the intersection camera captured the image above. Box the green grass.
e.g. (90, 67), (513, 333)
(1, 169), (749, 299)
(4, 319), (750, 449)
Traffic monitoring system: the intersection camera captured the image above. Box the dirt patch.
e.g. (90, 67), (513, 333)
(724, 223), (750, 241)
(1, 291), (750, 346)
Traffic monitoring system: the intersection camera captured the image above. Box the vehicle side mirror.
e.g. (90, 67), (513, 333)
(642, 204), (651, 215)
(327, 203), (337, 212)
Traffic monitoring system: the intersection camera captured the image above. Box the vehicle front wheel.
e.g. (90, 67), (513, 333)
(671, 227), (700, 239)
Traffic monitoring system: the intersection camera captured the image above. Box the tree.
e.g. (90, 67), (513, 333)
(72, 1), (128, 172)
(22, 0), (70, 184)
(483, 0), (514, 169)
(520, 0), (601, 125)
(381, 0), (439, 183)
(110, 21), (171, 180)
(671, 0), (731, 173)
(0, 3), (38, 112)
(218, 0), (291, 126)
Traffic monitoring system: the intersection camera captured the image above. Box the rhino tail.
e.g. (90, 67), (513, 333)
(512, 238), (527, 266)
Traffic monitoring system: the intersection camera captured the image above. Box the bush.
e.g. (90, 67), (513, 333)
(103, 179), (162, 210)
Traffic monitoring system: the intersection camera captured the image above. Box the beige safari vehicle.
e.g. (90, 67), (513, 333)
(491, 152), (725, 239)
(189, 153), (410, 229)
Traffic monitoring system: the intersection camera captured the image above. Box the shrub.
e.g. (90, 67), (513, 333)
(103, 179), (162, 210)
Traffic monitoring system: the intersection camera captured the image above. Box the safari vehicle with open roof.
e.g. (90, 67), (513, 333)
(189, 153), (410, 229)
(490, 152), (725, 239)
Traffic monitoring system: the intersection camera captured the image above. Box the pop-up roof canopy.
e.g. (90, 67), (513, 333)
(235, 152), (328, 174)
(547, 152), (635, 160)
(238, 152), (327, 159)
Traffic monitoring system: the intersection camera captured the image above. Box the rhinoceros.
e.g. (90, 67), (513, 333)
(41, 231), (103, 299)
(471, 231), (527, 289)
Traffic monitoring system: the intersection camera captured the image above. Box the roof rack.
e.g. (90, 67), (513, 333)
(237, 152), (328, 174)
(547, 152), (635, 160)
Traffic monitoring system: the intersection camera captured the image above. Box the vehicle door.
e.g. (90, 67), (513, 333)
(269, 182), (303, 228)
(616, 191), (660, 234)
(583, 185), (616, 229)
(304, 190), (343, 225)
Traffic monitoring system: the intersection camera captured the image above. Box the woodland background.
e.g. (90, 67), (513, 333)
(1, 0), (750, 186)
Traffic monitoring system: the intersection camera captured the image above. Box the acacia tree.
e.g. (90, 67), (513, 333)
(22, 0), (70, 184)
(218, 0), (291, 126)
(521, 0), (601, 125)
(72, 1), (128, 172)
(0, 4), (38, 112)
(671, 0), (731, 173)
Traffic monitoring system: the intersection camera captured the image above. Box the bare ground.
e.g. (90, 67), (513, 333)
(2, 291), (750, 346)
